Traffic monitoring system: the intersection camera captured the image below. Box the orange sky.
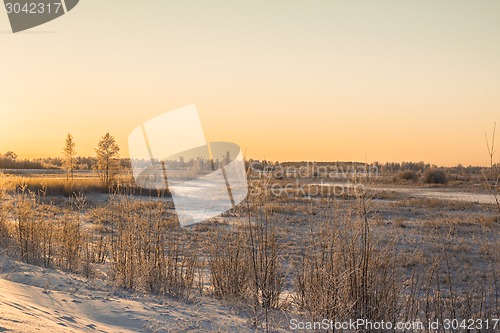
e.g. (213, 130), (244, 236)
(1, 0), (499, 166)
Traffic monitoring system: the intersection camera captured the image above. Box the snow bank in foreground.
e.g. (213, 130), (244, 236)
(0, 256), (260, 332)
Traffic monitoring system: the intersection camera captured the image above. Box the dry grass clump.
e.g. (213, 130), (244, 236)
(208, 228), (252, 299)
(293, 196), (500, 329)
(1, 174), (152, 197)
(206, 180), (287, 331)
(208, 208), (285, 311)
(0, 189), (12, 247)
(420, 254), (499, 329)
(105, 197), (196, 298)
(15, 177), (110, 196)
(395, 170), (419, 182)
(3, 187), (197, 298)
(247, 218), (286, 311)
(424, 169), (449, 184)
(12, 186), (86, 272)
(294, 198), (402, 323)
(390, 197), (485, 215)
(483, 167), (500, 215)
(371, 189), (404, 201)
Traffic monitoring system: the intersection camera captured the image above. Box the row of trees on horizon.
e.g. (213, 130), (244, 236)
(1, 132), (497, 180)
(0, 151), (493, 175)
(0, 133), (122, 186)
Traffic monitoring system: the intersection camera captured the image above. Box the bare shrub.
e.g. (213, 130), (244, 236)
(246, 182), (287, 315)
(294, 198), (401, 323)
(247, 216), (286, 310)
(395, 170), (419, 182)
(485, 173), (500, 215)
(424, 169), (448, 184)
(109, 197), (195, 299)
(59, 216), (82, 272)
(208, 175), (286, 331)
(207, 220), (285, 310)
(208, 228), (251, 299)
(13, 187), (84, 272)
(0, 189), (12, 247)
(15, 185), (41, 264)
(484, 122), (500, 214)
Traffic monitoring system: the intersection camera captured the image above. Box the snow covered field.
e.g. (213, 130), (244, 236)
(0, 256), (273, 333)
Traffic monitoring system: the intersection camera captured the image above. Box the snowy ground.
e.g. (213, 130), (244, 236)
(0, 256), (270, 333)
(1, 178), (497, 332)
(313, 181), (497, 204)
(373, 186), (497, 204)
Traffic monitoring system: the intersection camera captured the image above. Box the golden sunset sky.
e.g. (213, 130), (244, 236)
(1, 0), (499, 166)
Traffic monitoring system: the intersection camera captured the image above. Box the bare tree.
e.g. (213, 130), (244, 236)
(63, 134), (77, 180)
(484, 123), (500, 214)
(485, 122), (496, 172)
(95, 133), (120, 187)
(4, 151), (17, 160)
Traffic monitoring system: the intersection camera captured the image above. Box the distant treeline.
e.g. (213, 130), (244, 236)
(255, 160), (486, 174)
(374, 161), (484, 174)
(0, 151), (489, 174)
(0, 156), (44, 169)
(0, 152), (131, 170)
